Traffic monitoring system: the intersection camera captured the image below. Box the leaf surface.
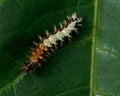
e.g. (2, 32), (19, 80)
(0, 0), (119, 96)
(94, 0), (120, 96)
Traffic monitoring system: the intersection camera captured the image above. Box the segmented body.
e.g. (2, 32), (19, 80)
(22, 12), (82, 73)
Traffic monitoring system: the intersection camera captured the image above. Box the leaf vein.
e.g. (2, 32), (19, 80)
(55, 85), (89, 96)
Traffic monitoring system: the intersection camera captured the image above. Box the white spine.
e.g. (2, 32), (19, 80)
(43, 13), (82, 47)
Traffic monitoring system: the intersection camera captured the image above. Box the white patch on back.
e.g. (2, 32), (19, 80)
(43, 12), (82, 47)
(43, 39), (52, 47)
(55, 31), (65, 41)
(48, 35), (57, 44)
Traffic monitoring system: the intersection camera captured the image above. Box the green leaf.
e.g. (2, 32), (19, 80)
(93, 0), (120, 96)
(0, 0), (119, 96)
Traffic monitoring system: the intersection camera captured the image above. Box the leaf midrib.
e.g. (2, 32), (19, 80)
(90, 0), (99, 96)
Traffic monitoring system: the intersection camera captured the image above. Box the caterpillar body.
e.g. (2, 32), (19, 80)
(22, 12), (83, 73)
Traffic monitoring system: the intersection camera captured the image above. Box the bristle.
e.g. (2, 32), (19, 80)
(31, 48), (34, 51)
(54, 25), (57, 32)
(73, 28), (78, 31)
(59, 22), (63, 28)
(78, 17), (83, 22)
(44, 53), (49, 57)
(54, 44), (58, 49)
(33, 42), (37, 46)
(74, 29), (79, 34)
(38, 63), (42, 67)
(50, 48), (55, 52)
(46, 30), (49, 36)
(31, 51), (35, 55)
(73, 12), (77, 16)
(42, 58), (47, 62)
(67, 16), (70, 19)
(68, 35), (72, 38)
(38, 35), (43, 41)
(38, 56), (44, 60)
(68, 36), (72, 42)
(46, 51), (51, 56)
(63, 20), (66, 24)
(60, 40), (64, 46)
(78, 24), (82, 26)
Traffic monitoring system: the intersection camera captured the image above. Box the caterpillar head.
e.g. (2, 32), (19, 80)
(72, 12), (83, 23)
(72, 12), (78, 21)
(22, 61), (34, 73)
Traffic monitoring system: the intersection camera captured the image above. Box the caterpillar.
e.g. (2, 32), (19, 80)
(22, 12), (83, 73)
